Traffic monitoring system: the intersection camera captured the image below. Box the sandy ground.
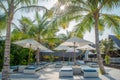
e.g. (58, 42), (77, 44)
(37, 64), (120, 80)
(0, 63), (120, 80)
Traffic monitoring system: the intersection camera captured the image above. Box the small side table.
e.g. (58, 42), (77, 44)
(72, 66), (81, 75)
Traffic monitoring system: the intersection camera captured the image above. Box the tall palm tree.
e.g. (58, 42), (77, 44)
(55, 0), (120, 74)
(0, 1), (47, 80)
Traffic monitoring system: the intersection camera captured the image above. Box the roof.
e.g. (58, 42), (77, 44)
(109, 35), (120, 48)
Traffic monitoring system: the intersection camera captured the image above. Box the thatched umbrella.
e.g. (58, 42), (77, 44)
(13, 39), (50, 65)
(60, 36), (93, 64)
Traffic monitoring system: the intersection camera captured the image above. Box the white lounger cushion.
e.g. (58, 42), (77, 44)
(59, 66), (73, 77)
(83, 69), (98, 78)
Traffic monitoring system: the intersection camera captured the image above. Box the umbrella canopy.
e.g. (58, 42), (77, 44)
(40, 49), (54, 52)
(66, 47), (79, 52)
(60, 36), (93, 64)
(13, 39), (49, 51)
(13, 39), (53, 65)
(77, 45), (95, 50)
(54, 45), (71, 61)
(89, 51), (94, 54)
(54, 45), (70, 50)
(61, 36), (93, 47)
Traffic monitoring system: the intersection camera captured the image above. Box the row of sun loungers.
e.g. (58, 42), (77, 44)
(59, 66), (98, 80)
(58, 61), (99, 80)
(10, 62), (50, 74)
(24, 62), (50, 74)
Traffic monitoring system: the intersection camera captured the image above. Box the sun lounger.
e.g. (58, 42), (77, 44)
(87, 62), (99, 67)
(110, 58), (120, 63)
(60, 76), (74, 80)
(59, 66), (73, 77)
(18, 65), (26, 72)
(24, 63), (48, 74)
(10, 66), (18, 73)
(80, 65), (98, 78)
(55, 63), (63, 68)
(24, 66), (37, 74)
(68, 62), (74, 66)
(83, 69), (98, 78)
(76, 60), (85, 66)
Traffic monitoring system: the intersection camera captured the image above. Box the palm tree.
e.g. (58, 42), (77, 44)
(0, 1), (47, 80)
(55, 0), (120, 74)
(100, 39), (115, 54)
(11, 17), (34, 41)
(11, 10), (59, 65)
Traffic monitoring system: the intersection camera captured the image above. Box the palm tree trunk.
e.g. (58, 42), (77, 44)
(94, 12), (106, 74)
(2, 18), (11, 80)
(2, 1), (14, 80)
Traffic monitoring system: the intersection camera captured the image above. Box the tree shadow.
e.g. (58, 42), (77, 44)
(81, 77), (101, 80)
(104, 74), (116, 80)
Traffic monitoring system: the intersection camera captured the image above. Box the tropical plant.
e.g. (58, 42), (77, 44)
(11, 17), (34, 41)
(55, 0), (120, 74)
(11, 10), (60, 65)
(100, 39), (115, 54)
(114, 27), (120, 39)
(105, 54), (110, 64)
(0, 40), (34, 71)
(0, 41), (4, 71)
(0, 0), (47, 79)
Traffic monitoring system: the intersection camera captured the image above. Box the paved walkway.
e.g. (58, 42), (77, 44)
(0, 64), (120, 80)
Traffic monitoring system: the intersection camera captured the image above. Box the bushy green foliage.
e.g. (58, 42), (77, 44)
(49, 54), (54, 62)
(0, 40), (35, 71)
(0, 41), (4, 71)
(105, 55), (110, 64)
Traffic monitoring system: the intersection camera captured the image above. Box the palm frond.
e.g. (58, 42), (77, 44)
(75, 14), (94, 33)
(18, 16), (34, 33)
(15, 5), (47, 14)
(15, 0), (38, 6)
(102, 0), (120, 10)
(102, 13), (120, 28)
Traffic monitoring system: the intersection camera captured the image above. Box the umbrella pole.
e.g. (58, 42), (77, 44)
(74, 42), (76, 65)
(28, 44), (32, 65)
(36, 48), (40, 65)
(63, 50), (66, 62)
(62, 51), (64, 62)
(69, 53), (70, 62)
